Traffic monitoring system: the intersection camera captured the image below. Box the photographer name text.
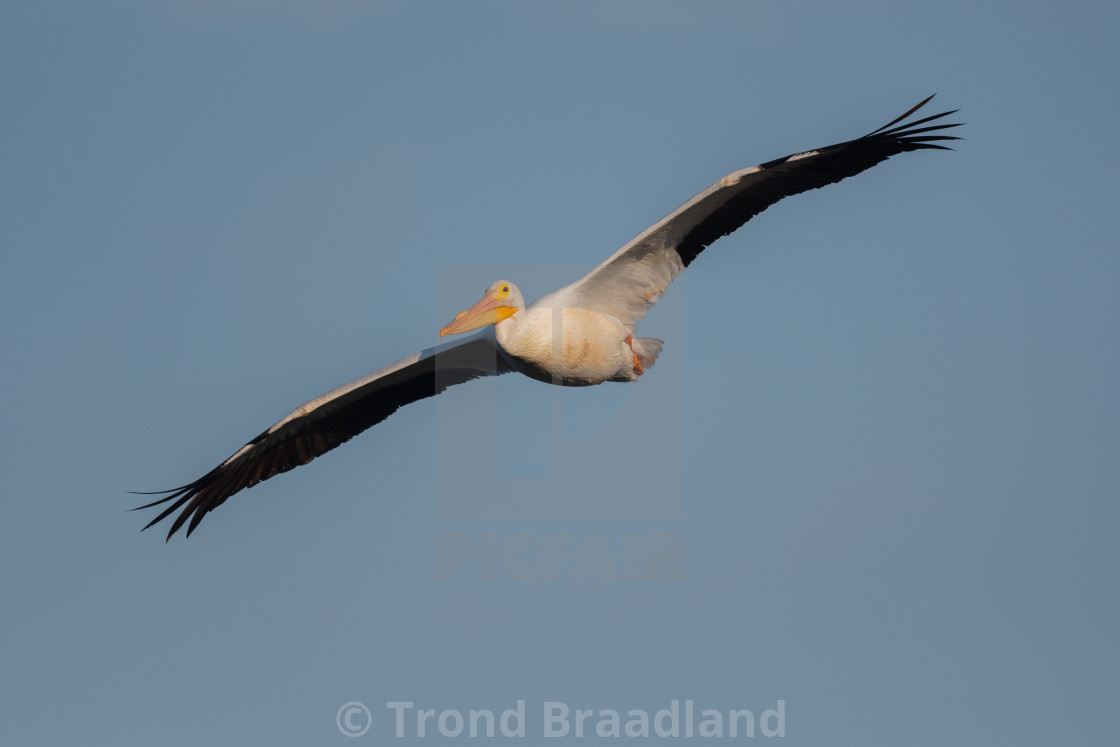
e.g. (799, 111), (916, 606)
(367, 699), (785, 739)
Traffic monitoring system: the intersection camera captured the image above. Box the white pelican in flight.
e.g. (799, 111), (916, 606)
(135, 96), (961, 539)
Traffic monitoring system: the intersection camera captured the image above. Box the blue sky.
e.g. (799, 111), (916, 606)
(2, 1), (1118, 744)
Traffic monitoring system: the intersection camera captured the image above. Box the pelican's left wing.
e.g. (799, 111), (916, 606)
(134, 330), (512, 540)
(556, 95), (962, 329)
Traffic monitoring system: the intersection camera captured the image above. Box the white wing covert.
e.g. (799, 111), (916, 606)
(561, 95), (961, 330)
(133, 330), (512, 539)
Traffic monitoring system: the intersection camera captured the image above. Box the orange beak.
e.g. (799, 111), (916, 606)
(439, 293), (516, 337)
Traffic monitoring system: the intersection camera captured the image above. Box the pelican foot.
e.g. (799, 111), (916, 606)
(625, 333), (644, 376)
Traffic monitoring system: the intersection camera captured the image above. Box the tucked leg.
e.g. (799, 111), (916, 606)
(625, 333), (644, 376)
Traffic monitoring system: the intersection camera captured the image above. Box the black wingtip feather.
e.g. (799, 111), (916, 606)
(884, 122), (963, 139)
(672, 95), (963, 268)
(866, 94), (937, 136)
(141, 491), (193, 531)
(874, 109), (959, 138)
(130, 488), (189, 512)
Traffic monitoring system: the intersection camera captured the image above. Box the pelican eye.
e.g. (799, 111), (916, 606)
(501, 285), (509, 294)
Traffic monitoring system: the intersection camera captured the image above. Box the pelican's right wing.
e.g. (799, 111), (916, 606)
(554, 95), (962, 329)
(133, 330), (512, 540)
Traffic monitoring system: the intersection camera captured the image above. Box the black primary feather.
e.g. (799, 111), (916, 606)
(674, 95), (962, 267)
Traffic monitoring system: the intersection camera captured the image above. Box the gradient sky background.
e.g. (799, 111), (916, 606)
(3, 1), (1118, 744)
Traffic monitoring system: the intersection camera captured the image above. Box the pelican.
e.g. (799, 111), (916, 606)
(135, 95), (961, 539)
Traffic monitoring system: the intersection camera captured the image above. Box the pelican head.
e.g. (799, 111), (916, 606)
(439, 280), (524, 337)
